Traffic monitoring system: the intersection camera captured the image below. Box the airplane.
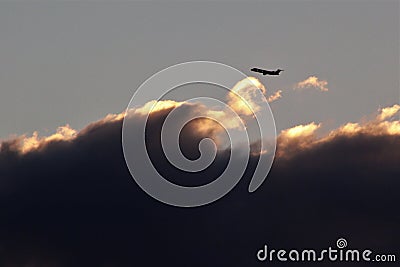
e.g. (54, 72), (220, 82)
(251, 67), (284, 76)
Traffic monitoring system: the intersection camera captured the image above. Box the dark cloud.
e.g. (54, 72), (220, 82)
(0, 106), (399, 267)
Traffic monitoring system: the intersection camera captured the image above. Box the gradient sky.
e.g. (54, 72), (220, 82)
(0, 1), (398, 139)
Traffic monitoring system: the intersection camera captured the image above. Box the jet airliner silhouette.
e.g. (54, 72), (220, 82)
(251, 68), (284, 76)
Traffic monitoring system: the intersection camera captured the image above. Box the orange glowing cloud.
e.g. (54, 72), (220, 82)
(227, 77), (267, 116)
(204, 110), (243, 131)
(277, 104), (400, 158)
(295, 76), (329, 92)
(280, 122), (321, 139)
(17, 125), (77, 154)
(3, 112), (127, 155)
(377, 104), (400, 121)
(131, 99), (245, 132)
(328, 104), (400, 137)
(267, 90), (282, 103)
(133, 100), (184, 116)
(277, 122), (321, 157)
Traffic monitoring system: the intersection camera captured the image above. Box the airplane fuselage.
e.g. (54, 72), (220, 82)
(251, 68), (283, 76)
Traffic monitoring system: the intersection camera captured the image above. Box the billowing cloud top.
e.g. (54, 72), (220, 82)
(277, 103), (400, 158)
(294, 76), (329, 92)
(2, 97), (399, 159)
